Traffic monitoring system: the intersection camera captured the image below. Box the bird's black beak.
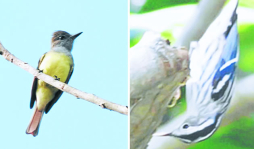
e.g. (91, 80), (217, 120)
(153, 132), (172, 137)
(71, 32), (83, 40)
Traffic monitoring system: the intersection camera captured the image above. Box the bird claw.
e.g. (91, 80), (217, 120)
(168, 88), (181, 108)
(54, 75), (60, 81)
(166, 39), (171, 45)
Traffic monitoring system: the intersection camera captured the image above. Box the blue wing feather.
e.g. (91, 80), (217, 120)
(187, 0), (238, 109)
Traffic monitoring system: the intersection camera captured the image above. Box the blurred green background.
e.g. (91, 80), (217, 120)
(130, 0), (254, 148)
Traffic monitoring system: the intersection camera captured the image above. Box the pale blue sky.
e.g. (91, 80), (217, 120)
(0, 0), (128, 149)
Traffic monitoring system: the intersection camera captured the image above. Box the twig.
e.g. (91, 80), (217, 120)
(174, 0), (226, 48)
(0, 42), (128, 115)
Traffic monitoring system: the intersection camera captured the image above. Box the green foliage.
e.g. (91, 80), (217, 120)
(188, 117), (254, 149)
(130, 33), (143, 48)
(139, 0), (199, 13)
(239, 0), (254, 9)
(135, 0), (254, 14)
(238, 24), (254, 72)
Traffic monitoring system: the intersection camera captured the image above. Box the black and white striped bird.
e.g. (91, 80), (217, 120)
(156, 0), (239, 143)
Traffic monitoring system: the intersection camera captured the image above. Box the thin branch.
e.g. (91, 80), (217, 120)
(0, 42), (128, 115)
(174, 0), (226, 48)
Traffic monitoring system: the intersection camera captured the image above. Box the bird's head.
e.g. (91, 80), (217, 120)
(51, 31), (82, 51)
(166, 114), (222, 143)
(154, 113), (222, 144)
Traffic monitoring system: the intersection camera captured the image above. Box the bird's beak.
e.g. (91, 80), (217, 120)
(71, 32), (83, 40)
(153, 132), (172, 137)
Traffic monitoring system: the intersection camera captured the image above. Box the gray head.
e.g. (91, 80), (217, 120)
(166, 113), (222, 143)
(51, 31), (82, 51)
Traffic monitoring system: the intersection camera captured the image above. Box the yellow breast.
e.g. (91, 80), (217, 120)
(36, 51), (73, 110)
(39, 51), (73, 82)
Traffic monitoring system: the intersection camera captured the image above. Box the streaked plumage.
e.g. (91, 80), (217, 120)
(156, 0), (239, 143)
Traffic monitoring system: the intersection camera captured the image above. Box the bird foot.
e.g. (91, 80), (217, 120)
(54, 75), (60, 81)
(38, 69), (43, 73)
(168, 88), (181, 108)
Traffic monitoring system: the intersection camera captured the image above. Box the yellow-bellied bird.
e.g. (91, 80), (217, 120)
(26, 31), (82, 136)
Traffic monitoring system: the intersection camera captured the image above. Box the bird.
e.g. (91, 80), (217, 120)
(154, 0), (239, 143)
(26, 31), (82, 136)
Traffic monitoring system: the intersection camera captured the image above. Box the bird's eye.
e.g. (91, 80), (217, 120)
(182, 124), (189, 129)
(58, 36), (65, 40)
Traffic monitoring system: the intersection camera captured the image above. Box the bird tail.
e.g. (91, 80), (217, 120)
(26, 108), (44, 137)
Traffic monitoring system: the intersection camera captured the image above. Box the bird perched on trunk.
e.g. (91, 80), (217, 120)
(154, 0), (239, 143)
(26, 31), (82, 136)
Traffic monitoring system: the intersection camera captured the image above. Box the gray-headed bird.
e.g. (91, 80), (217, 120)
(26, 31), (82, 136)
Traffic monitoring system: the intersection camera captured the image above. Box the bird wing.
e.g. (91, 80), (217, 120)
(186, 0), (238, 109)
(45, 65), (74, 114)
(30, 53), (46, 109)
